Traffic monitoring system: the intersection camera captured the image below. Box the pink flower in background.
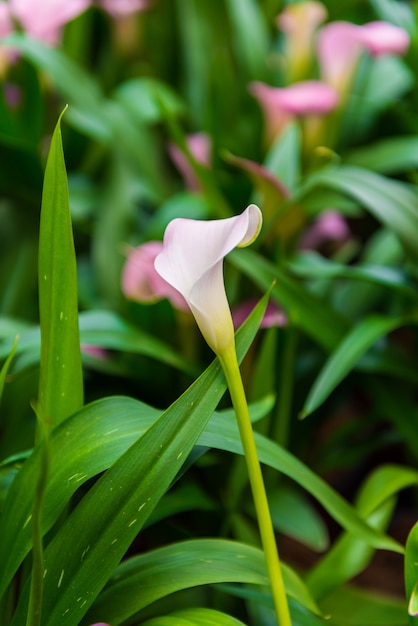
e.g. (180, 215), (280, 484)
(249, 80), (339, 143)
(4, 0), (90, 45)
(98, 0), (149, 17)
(318, 20), (409, 93)
(277, 1), (327, 81)
(154, 205), (262, 354)
(299, 210), (350, 250)
(168, 132), (212, 192)
(356, 21), (409, 57)
(0, 4), (13, 38)
(232, 298), (287, 330)
(81, 344), (108, 360)
(121, 241), (189, 311)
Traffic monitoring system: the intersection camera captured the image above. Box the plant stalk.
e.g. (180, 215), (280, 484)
(218, 343), (292, 626)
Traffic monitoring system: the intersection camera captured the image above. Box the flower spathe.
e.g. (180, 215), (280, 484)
(154, 205), (262, 354)
(318, 20), (410, 93)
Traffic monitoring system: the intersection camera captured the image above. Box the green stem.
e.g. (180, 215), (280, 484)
(218, 343), (292, 626)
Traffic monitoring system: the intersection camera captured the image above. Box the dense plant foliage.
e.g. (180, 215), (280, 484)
(0, 1), (418, 625)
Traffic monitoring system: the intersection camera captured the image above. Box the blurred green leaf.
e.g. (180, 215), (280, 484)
(268, 484), (329, 552)
(230, 248), (350, 350)
(0, 336), (18, 407)
(301, 315), (413, 418)
(307, 464), (418, 600)
(225, 0), (270, 79)
(0, 311), (196, 376)
(406, 522), (418, 621)
(37, 108), (83, 428)
(310, 166), (418, 262)
(203, 415), (402, 554)
(345, 136), (418, 174)
(265, 122), (302, 191)
(320, 585), (407, 626)
(289, 251), (418, 300)
(112, 77), (186, 125)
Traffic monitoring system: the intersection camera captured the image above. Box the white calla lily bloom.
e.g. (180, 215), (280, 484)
(154, 204), (262, 354)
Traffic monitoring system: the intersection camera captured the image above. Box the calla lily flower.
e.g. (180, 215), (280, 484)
(299, 209), (350, 250)
(0, 0), (90, 46)
(154, 205), (262, 354)
(168, 132), (212, 192)
(121, 241), (189, 311)
(318, 20), (410, 94)
(233, 298), (287, 330)
(277, 1), (327, 81)
(249, 80), (339, 145)
(98, 0), (149, 17)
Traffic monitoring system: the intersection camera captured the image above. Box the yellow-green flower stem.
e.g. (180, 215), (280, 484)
(218, 343), (292, 626)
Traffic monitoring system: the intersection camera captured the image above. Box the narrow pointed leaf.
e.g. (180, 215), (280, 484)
(406, 522), (418, 619)
(141, 607), (247, 626)
(311, 166), (418, 262)
(38, 109), (83, 428)
(84, 538), (318, 625)
(9, 291), (270, 626)
(301, 315), (411, 418)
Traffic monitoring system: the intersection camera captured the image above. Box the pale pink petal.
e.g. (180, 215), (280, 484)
(121, 242), (189, 311)
(168, 132), (211, 191)
(356, 21), (409, 57)
(318, 20), (409, 93)
(277, 1), (327, 81)
(10, 0), (90, 44)
(0, 4), (14, 38)
(250, 80), (339, 142)
(232, 298), (287, 330)
(317, 21), (363, 92)
(99, 0), (149, 17)
(299, 210), (350, 250)
(154, 205), (262, 353)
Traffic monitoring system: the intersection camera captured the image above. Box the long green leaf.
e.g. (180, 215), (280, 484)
(306, 464), (418, 600)
(83, 538), (318, 625)
(38, 108), (83, 428)
(288, 251), (418, 300)
(9, 291), (269, 626)
(301, 315), (412, 418)
(405, 522), (418, 622)
(141, 607), (247, 626)
(311, 166), (418, 262)
(201, 415), (402, 554)
(345, 136), (418, 175)
(0, 311), (196, 376)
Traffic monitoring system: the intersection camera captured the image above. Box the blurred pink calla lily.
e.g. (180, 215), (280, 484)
(168, 132), (212, 191)
(154, 205), (262, 354)
(318, 20), (409, 93)
(277, 1), (327, 81)
(233, 298), (287, 330)
(98, 0), (149, 17)
(121, 241), (189, 311)
(299, 210), (350, 250)
(9, 0), (90, 45)
(249, 80), (339, 144)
